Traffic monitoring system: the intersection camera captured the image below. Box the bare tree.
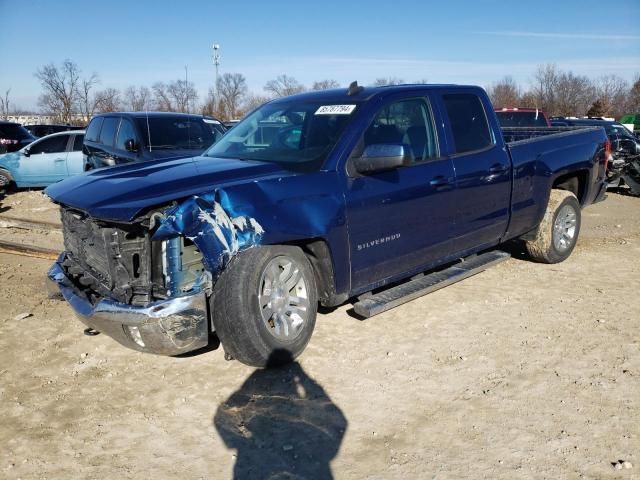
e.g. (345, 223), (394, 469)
(554, 72), (594, 117)
(312, 79), (340, 90)
(264, 75), (305, 97)
(95, 88), (122, 113)
(152, 82), (174, 111)
(594, 75), (628, 118)
(153, 80), (198, 112)
(373, 77), (404, 86)
(243, 93), (272, 113)
(0, 88), (10, 119)
(217, 73), (248, 120)
(487, 76), (521, 108)
(532, 64), (560, 114)
(77, 73), (100, 123)
(35, 60), (82, 123)
(168, 79), (198, 113)
(201, 87), (220, 118)
(123, 86), (151, 111)
(628, 76), (640, 113)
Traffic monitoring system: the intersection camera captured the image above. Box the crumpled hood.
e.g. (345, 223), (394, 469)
(45, 155), (290, 222)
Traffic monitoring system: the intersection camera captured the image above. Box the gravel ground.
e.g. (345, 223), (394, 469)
(0, 190), (638, 479)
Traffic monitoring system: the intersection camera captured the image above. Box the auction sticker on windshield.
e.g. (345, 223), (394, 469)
(315, 105), (356, 115)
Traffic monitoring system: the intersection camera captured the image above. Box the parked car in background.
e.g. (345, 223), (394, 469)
(0, 121), (37, 154)
(557, 118), (640, 155)
(24, 124), (84, 138)
(495, 108), (551, 127)
(83, 112), (226, 170)
(0, 130), (85, 190)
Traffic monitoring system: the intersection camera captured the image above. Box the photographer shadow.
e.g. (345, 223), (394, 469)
(214, 350), (347, 480)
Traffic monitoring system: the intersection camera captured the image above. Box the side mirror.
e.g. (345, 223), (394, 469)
(124, 138), (137, 152)
(23, 148), (30, 157)
(352, 144), (413, 174)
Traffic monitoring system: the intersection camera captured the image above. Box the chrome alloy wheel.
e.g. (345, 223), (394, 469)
(553, 204), (577, 252)
(258, 255), (311, 341)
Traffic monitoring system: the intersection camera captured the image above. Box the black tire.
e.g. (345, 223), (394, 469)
(525, 190), (581, 264)
(0, 169), (16, 193)
(211, 245), (318, 367)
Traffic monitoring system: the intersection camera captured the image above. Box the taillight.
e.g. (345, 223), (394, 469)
(604, 139), (611, 171)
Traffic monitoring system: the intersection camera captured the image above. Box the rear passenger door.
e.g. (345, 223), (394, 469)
(439, 92), (511, 252)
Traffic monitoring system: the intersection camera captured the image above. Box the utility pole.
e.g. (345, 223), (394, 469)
(212, 43), (221, 105)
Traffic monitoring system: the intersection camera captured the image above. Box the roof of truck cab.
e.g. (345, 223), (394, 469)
(269, 84), (478, 104)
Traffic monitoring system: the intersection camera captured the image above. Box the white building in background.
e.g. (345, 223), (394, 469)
(3, 113), (86, 125)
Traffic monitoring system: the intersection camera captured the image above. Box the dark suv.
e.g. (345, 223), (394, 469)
(0, 121), (37, 153)
(83, 112), (226, 170)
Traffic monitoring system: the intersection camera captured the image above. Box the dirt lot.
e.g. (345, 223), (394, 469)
(0, 190), (638, 479)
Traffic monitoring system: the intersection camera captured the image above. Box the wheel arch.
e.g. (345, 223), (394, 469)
(280, 238), (346, 308)
(552, 169), (589, 206)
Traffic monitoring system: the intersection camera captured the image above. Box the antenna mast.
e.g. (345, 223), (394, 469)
(212, 43), (221, 106)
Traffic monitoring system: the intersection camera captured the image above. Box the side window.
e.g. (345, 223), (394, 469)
(115, 119), (136, 151)
(29, 135), (69, 155)
(442, 93), (493, 154)
(360, 98), (438, 162)
(85, 117), (103, 142)
(99, 117), (120, 147)
(72, 134), (84, 151)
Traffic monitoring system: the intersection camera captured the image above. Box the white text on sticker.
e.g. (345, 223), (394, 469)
(315, 105), (356, 115)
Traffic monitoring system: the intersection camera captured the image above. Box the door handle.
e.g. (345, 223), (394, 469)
(54, 158), (66, 162)
(488, 163), (508, 174)
(429, 176), (454, 187)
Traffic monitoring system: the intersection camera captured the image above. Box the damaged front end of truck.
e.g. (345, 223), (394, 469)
(46, 189), (264, 355)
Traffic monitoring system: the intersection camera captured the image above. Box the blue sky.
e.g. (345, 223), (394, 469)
(1, 0), (639, 110)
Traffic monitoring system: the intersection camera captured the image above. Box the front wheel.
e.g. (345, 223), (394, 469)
(211, 245), (318, 367)
(525, 190), (581, 263)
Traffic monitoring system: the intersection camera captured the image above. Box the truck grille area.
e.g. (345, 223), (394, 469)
(60, 207), (158, 305)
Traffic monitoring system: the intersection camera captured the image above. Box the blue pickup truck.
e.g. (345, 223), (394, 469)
(45, 83), (609, 367)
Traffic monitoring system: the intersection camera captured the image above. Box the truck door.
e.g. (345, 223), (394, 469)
(344, 96), (456, 291)
(440, 93), (511, 252)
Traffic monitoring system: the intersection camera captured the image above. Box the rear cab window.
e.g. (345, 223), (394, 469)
(442, 93), (494, 154)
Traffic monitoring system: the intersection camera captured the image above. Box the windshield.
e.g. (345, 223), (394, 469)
(204, 101), (359, 171)
(135, 116), (216, 150)
(496, 111), (548, 127)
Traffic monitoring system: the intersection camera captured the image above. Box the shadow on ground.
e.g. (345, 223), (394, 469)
(214, 350), (347, 480)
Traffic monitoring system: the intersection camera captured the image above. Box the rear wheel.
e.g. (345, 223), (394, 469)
(525, 190), (581, 263)
(211, 245), (318, 367)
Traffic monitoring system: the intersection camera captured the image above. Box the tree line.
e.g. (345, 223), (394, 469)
(487, 64), (640, 119)
(1, 60), (638, 124)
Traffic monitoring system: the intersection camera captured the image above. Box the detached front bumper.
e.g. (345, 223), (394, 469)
(47, 255), (209, 356)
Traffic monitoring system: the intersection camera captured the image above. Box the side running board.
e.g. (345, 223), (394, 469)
(352, 250), (510, 318)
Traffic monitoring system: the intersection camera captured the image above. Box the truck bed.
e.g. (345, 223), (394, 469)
(503, 126), (607, 240)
